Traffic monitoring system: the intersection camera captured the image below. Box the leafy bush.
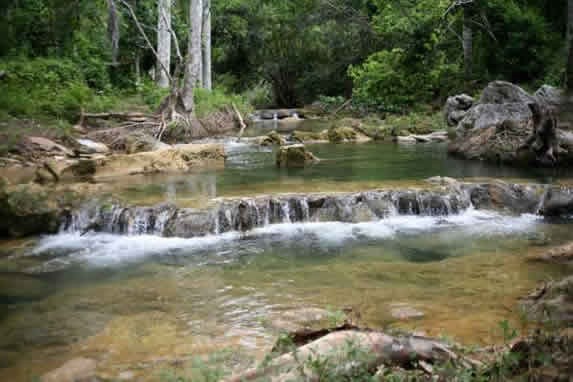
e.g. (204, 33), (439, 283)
(349, 49), (461, 112)
(194, 88), (252, 118)
(0, 58), (116, 122)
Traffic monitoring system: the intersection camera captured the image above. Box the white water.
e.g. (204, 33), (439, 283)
(33, 208), (540, 268)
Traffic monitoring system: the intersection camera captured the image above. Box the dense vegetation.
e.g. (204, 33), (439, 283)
(0, 0), (569, 122)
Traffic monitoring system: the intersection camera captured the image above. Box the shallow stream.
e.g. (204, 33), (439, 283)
(1, 134), (572, 380)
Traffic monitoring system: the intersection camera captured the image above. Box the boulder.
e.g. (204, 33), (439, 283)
(260, 131), (287, 146)
(75, 139), (110, 155)
(479, 81), (536, 105)
(41, 357), (97, 382)
(0, 183), (61, 237)
(465, 181), (545, 214)
(534, 85), (563, 108)
(276, 144), (319, 168)
(539, 186), (573, 216)
(449, 101), (534, 162)
(24, 136), (73, 157)
(448, 81), (573, 165)
(444, 94), (474, 127)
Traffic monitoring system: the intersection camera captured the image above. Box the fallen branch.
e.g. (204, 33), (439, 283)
(233, 103), (247, 141)
(332, 98), (352, 116)
(226, 330), (482, 382)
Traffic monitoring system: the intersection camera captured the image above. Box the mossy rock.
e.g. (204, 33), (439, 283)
(276, 144), (319, 168)
(0, 184), (61, 237)
(261, 131), (287, 146)
(327, 127), (358, 143)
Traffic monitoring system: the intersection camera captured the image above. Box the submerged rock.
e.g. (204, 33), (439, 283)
(41, 357), (97, 382)
(276, 144), (319, 167)
(527, 242), (573, 265)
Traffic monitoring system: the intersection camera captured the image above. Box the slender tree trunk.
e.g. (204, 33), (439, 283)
(107, 0), (120, 65)
(156, 0), (172, 88)
(567, 0), (573, 91)
(202, 0), (212, 90)
(462, 5), (473, 81)
(135, 51), (141, 83)
(182, 0), (203, 112)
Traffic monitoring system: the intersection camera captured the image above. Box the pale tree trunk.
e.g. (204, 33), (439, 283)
(202, 0), (212, 90)
(156, 0), (172, 88)
(462, 5), (473, 81)
(107, 0), (120, 65)
(567, 0), (573, 91)
(182, 0), (203, 112)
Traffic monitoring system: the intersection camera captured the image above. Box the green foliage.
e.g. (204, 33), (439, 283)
(194, 88), (252, 118)
(0, 58), (116, 121)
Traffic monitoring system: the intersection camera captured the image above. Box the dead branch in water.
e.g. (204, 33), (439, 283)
(233, 103), (247, 141)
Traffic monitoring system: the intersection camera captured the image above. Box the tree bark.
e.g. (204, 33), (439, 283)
(202, 0), (212, 90)
(567, 0), (573, 92)
(107, 0), (120, 65)
(156, 0), (172, 88)
(182, 0), (203, 112)
(462, 5), (473, 81)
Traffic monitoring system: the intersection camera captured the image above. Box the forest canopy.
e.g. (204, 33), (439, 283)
(0, 0), (569, 119)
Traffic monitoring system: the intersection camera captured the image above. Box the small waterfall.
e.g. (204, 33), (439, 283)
(107, 206), (126, 233)
(299, 198), (310, 222)
(263, 200), (271, 226)
(535, 184), (550, 215)
(154, 208), (174, 236)
(63, 186), (484, 239)
(127, 208), (151, 235)
(280, 201), (291, 223)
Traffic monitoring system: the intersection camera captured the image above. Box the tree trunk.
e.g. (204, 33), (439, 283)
(156, 0), (172, 88)
(181, 0), (203, 112)
(567, 0), (573, 92)
(107, 0), (120, 65)
(202, 0), (212, 90)
(462, 5), (473, 81)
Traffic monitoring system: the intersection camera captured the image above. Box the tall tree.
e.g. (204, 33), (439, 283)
(566, 0), (573, 92)
(461, 3), (473, 80)
(202, 0), (212, 90)
(156, 0), (172, 88)
(107, 0), (120, 65)
(182, 0), (203, 111)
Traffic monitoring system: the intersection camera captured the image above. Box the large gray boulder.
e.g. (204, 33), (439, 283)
(444, 94), (474, 127)
(448, 81), (573, 165)
(479, 81), (536, 104)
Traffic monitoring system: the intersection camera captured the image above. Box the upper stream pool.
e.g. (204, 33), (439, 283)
(0, 138), (572, 381)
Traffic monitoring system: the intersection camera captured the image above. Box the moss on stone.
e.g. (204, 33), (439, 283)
(327, 127), (358, 143)
(276, 145), (318, 167)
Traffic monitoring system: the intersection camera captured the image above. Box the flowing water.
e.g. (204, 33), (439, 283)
(1, 136), (573, 380)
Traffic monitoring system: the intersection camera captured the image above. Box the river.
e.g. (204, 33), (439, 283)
(0, 135), (572, 380)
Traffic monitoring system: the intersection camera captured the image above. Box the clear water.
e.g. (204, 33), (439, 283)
(108, 141), (573, 207)
(0, 138), (572, 380)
